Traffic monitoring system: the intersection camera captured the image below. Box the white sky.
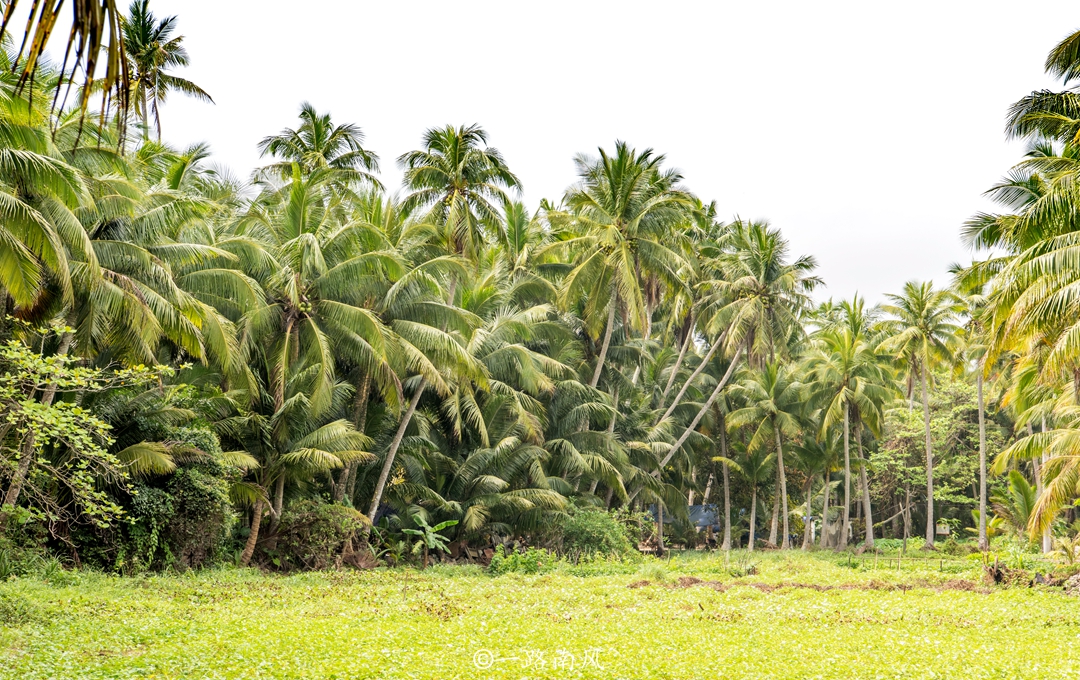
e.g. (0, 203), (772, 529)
(142, 1), (1076, 301)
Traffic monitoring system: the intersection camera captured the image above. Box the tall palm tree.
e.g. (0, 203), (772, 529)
(550, 142), (692, 387)
(715, 219), (820, 367)
(879, 281), (961, 548)
(122, 0), (213, 141)
(727, 361), (804, 549)
(807, 297), (892, 548)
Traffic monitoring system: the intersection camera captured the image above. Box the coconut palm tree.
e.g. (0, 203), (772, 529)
(724, 444), (774, 552)
(879, 281), (961, 548)
(726, 361), (805, 549)
(398, 123), (520, 272)
(122, 0), (212, 140)
(1, 0), (129, 123)
(806, 297), (893, 548)
(550, 142), (692, 387)
(217, 373), (371, 567)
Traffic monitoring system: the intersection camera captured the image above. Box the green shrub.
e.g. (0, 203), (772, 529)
(166, 463), (236, 568)
(488, 546), (558, 575)
(558, 508), (634, 558)
(275, 501), (366, 571)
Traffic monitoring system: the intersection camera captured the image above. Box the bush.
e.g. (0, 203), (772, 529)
(557, 508), (635, 558)
(488, 546), (558, 575)
(274, 501), (367, 571)
(165, 463), (236, 568)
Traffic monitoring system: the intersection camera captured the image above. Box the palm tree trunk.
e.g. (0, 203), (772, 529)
(1, 332), (74, 515)
(659, 315), (694, 406)
(337, 374), (371, 503)
(140, 86), (150, 139)
(903, 485), (912, 552)
(856, 422), (874, 549)
(239, 497), (266, 567)
(607, 386), (619, 434)
(362, 377), (427, 541)
(687, 466), (697, 505)
(656, 503), (664, 556)
(656, 329), (726, 426)
(1039, 417), (1052, 554)
(656, 351), (741, 471)
(720, 423), (732, 551)
(921, 363), (934, 548)
(775, 423), (790, 549)
(768, 486), (779, 545)
(268, 475), (285, 540)
(590, 301), (617, 388)
(841, 406), (850, 549)
(820, 473), (831, 548)
(802, 478), (813, 550)
(748, 487), (757, 552)
(977, 369), (988, 552)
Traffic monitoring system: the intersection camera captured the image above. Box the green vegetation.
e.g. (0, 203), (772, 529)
(4, 4), (1080, 677)
(3, 552), (1080, 679)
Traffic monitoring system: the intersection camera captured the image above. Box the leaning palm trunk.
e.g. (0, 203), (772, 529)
(362, 377), (428, 541)
(655, 351), (741, 471)
(840, 407), (850, 549)
(977, 370), (988, 552)
(656, 329), (726, 426)
(590, 301), (617, 388)
(775, 424), (790, 549)
(239, 498), (266, 567)
(660, 315), (695, 406)
(921, 364), (934, 547)
(1, 332), (74, 514)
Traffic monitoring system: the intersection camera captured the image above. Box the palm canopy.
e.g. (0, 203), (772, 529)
(398, 124), (520, 265)
(258, 103), (380, 188)
(878, 281), (962, 386)
(708, 219), (820, 365)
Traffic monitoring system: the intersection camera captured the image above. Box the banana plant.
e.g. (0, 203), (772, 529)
(402, 516), (459, 568)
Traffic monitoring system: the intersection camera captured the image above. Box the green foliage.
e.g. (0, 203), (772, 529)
(0, 589), (41, 626)
(487, 545), (558, 575)
(556, 508), (634, 557)
(274, 501), (367, 571)
(0, 333), (171, 527)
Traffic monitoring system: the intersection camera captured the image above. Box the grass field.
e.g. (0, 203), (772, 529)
(1, 551), (1077, 679)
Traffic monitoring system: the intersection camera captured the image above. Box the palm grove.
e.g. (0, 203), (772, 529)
(0, 2), (1078, 570)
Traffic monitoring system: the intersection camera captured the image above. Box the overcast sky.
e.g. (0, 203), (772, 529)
(144, 0), (1076, 303)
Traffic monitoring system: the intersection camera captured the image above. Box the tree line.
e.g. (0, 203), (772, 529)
(1, 3), (1079, 568)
